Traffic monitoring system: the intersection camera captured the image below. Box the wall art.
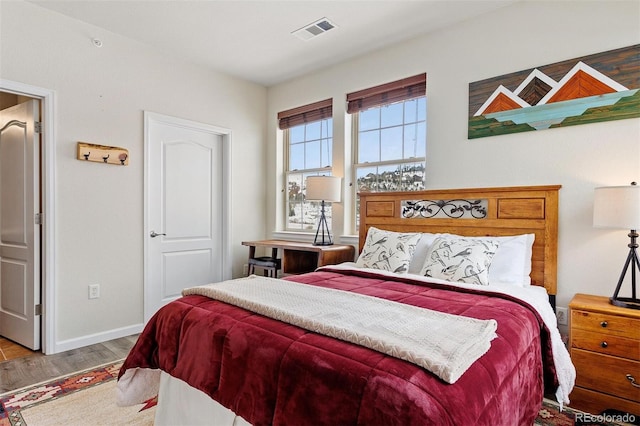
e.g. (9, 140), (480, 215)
(468, 44), (639, 139)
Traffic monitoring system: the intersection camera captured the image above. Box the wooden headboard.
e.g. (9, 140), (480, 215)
(359, 185), (561, 296)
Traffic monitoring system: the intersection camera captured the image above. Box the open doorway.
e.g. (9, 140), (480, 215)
(0, 80), (56, 355)
(0, 92), (42, 356)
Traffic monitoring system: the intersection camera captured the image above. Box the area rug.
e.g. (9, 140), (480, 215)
(0, 361), (634, 425)
(535, 398), (635, 426)
(0, 361), (155, 425)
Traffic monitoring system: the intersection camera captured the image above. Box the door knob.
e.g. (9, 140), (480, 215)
(150, 230), (166, 238)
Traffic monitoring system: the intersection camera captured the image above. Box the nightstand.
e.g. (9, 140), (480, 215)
(568, 293), (640, 416)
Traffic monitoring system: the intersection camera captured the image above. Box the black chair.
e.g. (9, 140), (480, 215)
(247, 248), (281, 278)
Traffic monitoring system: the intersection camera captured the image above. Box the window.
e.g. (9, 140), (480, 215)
(348, 74), (427, 228)
(278, 99), (333, 232)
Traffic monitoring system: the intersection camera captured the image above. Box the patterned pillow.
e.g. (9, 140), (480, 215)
(419, 236), (500, 285)
(356, 227), (422, 274)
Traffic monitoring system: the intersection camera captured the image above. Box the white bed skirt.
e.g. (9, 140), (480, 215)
(155, 372), (251, 426)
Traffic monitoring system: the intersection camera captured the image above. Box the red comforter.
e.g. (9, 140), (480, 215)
(119, 268), (557, 425)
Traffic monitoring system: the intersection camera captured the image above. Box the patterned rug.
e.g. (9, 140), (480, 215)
(0, 361), (635, 425)
(535, 398), (636, 426)
(0, 361), (156, 425)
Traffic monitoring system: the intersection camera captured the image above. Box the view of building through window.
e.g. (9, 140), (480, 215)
(356, 162), (426, 192)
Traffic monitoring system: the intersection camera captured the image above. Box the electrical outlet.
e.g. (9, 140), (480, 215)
(88, 284), (100, 299)
(556, 307), (568, 326)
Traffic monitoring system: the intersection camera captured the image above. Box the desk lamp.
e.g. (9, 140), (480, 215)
(593, 182), (640, 309)
(305, 176), (341, 246)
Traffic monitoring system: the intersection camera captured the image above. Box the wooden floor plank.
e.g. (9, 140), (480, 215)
(100, 334), (138, 356)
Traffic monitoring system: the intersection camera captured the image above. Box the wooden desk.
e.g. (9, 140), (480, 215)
(242, 240), (355, 275)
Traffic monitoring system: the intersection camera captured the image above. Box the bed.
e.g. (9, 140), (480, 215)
(117, 185), (575, 425)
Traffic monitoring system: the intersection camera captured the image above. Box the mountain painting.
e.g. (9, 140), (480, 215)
(468, 44), (639, 139)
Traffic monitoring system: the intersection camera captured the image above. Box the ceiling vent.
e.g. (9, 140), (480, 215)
(292, 18), (337, 41)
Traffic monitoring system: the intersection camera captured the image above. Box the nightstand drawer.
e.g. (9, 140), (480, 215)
(570, 387), (640, 417)
(572, 349), (640, 403)
(571, 309), (640, 339)
(571, 328), (640, 361)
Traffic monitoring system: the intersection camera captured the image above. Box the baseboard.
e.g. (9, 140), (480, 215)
(51, 323), (144, 354)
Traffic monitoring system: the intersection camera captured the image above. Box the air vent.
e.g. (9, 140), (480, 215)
(292, 17), (337, 41)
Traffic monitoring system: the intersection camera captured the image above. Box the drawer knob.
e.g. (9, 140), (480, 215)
(627, 374), (640, 389)
(600, 341), (608, 348)
(600, 321), (608, 328)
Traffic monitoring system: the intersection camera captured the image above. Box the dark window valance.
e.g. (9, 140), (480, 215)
(278, 98), (333, 130)
(346, 73), (426, 114)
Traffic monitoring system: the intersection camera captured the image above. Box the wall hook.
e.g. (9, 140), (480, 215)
(77, 142), (129, 165)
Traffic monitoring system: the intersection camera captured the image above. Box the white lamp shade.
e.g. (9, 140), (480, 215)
(593, 184), (640, 229)
(306, 176), (341, 202)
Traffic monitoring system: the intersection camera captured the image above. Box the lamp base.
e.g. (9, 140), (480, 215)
(313, 240), (334, 246)
(609, 229), (639, 310)
(313, 200), (334, 246)
(610, 297), (640, 310)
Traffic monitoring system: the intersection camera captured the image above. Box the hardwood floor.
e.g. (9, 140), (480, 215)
(0, 337), (35, 362)
(0, 334), (138, 393)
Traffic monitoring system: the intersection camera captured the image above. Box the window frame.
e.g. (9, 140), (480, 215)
(348, 75), (427, 231)
(283, 118), (334, 233)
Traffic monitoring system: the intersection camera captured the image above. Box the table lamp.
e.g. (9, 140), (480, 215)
(305, 176), (341, 246)
(593, 181), (640, 309)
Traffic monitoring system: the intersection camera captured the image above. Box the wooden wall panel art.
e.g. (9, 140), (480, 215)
(468, 45), (639, 139)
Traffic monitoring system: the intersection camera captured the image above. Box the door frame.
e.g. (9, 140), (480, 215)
(0, 79), (56, 354)
(143, 111), (232, 322)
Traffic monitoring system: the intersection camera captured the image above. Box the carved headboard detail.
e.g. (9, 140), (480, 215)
(358, 185), (561, 296)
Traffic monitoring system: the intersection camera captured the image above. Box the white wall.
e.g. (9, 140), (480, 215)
(267, 1), (640, 318)
(1, 1), (267, 351)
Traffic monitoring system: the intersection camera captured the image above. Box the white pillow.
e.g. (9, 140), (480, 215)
(488, 234), (535, 286)
(409, 232), (534, 287)
(356, 227), (422, 273)
(419, 236), (500, 285)
(408, 233), (440, 274)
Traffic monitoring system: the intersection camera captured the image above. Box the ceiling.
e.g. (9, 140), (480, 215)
(29, 0), (520, 87)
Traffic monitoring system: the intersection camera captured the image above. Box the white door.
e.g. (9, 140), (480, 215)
(144, 112), (230, 321)
(0, 100), (41, 350)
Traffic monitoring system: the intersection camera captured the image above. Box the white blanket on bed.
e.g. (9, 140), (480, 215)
(324, 263), (576, 408)
(182, 275), (497, 384)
